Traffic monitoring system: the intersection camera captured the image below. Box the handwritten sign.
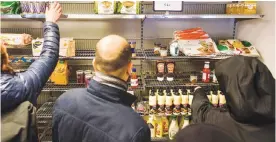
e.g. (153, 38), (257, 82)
(153, 1), (183, 12)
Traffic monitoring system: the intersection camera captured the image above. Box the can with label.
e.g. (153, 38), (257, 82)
(85, 74), (93, 87)
(76, 70), (84, 83)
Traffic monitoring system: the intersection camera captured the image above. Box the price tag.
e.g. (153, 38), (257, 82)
(153, 1), (183, 12)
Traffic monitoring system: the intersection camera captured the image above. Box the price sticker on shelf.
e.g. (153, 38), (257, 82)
(153, 1), (183, 12)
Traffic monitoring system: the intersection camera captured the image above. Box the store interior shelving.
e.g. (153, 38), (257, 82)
(2, 1), (263, 142)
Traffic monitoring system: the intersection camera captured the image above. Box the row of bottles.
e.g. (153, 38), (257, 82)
(146, 115), (191, 140)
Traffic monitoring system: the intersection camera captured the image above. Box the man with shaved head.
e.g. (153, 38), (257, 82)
(52, 35), (151, 142)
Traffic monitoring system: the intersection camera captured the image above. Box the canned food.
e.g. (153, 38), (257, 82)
(84, 70), (92, 75)
(76, 70), (84, 83)
(85, 74), (93, 87)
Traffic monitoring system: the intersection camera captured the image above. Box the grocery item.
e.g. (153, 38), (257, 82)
(50, 60), (69, 85)
(166, 61), (175, 81)
(156, 61), (165, 81)
(85, 74), (93, 87)
(181, 89), (189, 115)
(181, 116), (190, 129)
(170, 41), (179, 56)
(243, 1), (257, 14)
(130, 68), (139, 89)
(136, 101), (147, 115)
(212, 70), (218, 83)
(202, 61), (211, 83)
(218, 39), (259, 57)
(116, 1), (140, 14)
(160, 45), (168, 57)
(154, 43), (161, 55)
(32, 38), (44, 56)
(173, 91), (181, 115)
(1, 34), (32, 47)
(219, 91), (226, 108)
(149, 90), (158, 115)
(187, 89), (193, 116)
(147, 115), (156, 138)
(94, 0), (116, 14)
(162, 116), (169, 136)
(130, 41), (136, 57)
(1, 1), (20, 14)
(165, 91), (173, 115)
(76, 70), (84, 83)
(207, 91), (212, 102)
(157, 92), (165, 115)
(212, 92), (218, 107)
(190, 71), (197, 83)
(169, 116), (179, 140)
(84, 70), (92, 75)
(156, 116), (163, 138)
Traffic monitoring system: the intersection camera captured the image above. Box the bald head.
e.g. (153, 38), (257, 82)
(94, 35), (132, 75)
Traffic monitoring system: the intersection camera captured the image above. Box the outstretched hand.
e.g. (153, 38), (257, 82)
(45, 2), (62, 23)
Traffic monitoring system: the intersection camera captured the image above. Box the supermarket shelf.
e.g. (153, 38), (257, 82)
(143, 49), (233, 60)
(1, 14), (264, 20)
(151, 137), (169, 142)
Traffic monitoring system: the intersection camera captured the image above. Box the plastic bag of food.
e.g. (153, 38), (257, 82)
(94, 0), (116, 14)
(0, 1), (20, 14)
(116, 1), (140, 14)
(0, 34), (32, 47)
(178, 38), (219, 56)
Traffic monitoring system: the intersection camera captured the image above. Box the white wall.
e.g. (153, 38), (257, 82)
(236, 1), (275, 77)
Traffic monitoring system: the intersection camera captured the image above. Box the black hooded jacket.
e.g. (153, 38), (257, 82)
(191, 56), (275, 142)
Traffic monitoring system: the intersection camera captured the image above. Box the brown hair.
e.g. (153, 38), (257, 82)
(1, 42), (14, 74)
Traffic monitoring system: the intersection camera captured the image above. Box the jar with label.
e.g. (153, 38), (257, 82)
(154, 42), (161, 55)
(156, 61), (165, 81)
(170, 41), (179, 56)
(76, 70), (84, 83)
(166, 61), (175, 81)
(85, 74), (93, 87)
(190, 71), (197, 84)
(130, 41), (136, 57)
(131, 68), (139, 89)
(158, 92), (166, 115)
(160, 45), (168, 57)
(173, 91), (181, 115)
(149, 91), (157, 115)
(165, 92), (173, 116)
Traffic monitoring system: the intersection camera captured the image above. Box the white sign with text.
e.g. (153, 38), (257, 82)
(153, 1), (183, 11)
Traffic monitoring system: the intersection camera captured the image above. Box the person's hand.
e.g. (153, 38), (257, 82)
(45, 2), (62, 23)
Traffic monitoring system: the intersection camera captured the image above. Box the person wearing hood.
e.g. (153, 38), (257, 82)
(190, 56), (275, 142)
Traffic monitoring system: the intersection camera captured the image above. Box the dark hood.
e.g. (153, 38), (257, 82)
(215, 56), (275, 125)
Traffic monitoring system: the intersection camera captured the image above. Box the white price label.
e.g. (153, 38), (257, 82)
(153, 1), (183, 11)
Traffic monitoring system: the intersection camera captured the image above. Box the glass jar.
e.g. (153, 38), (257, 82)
(160, 45), (168, 57)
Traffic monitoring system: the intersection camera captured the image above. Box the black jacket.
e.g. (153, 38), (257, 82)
(192, 56), (275, 142)
(1, 22), (60, 112)
(52, 79), (151, 142)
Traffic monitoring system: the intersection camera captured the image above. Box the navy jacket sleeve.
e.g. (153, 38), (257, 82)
(131, 127), (151, 142)
(1, 22), (59, 111)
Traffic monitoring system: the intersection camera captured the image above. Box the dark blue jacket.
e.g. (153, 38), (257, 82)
(52, 80), (151, 142)
(1, 22), (60, 112)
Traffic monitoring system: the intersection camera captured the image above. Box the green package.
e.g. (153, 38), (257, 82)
(116, 1), (140, 14)
(0, 1), (21, 14)
(94, 1), (116, 14)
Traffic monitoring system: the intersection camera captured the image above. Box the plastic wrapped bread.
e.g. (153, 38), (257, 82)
(0, 34), (32, 46)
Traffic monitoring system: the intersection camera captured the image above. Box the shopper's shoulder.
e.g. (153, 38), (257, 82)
(55, 88), (88, 105)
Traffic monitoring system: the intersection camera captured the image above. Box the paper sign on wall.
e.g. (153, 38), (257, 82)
(153, 1), (183, 12)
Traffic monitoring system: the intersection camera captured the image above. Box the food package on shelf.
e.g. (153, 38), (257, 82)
(50, 60), (69, 85)
(217, 39), (260, 57)
(174, 27), (209, 40)
(20, 1), (47, 14)
(32, 38), (76, 57)
(94, 0), (116, 14)
(116, 1), (140, 14)
(1, 1), (21, 14)
(0, 34), (32, 47)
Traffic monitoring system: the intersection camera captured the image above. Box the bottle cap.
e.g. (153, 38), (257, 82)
(131, 41), (136, 44)
(132, 68), (136, 72)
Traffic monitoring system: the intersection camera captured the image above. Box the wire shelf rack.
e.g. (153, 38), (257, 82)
(151, 137), (169, 142)
(143, 49), (233, 60)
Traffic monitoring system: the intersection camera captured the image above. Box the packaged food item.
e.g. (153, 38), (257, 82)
(166, 61), (175, 81)
(156, 116), (163, 138)
(212, 92), (218, 107)
(169, 116), (179, 140)
(116, 1), (140, 14)
(149, 90), (158, 115)
(85, 74), (93, 87)
(1, 34), (32, 46)
(207, 91), (212, 102)
(94, 0), (116, 14)
(147, 115), (156, 138)
(162, 116), (169, 136)
(226, 3), (231, 14)
(181, 89), (189, 115)
(181, 116), (190, 129)
(170, 41), (179, 56)
(165, 90), (173, 115)
(136, 101), (147, 115)
(50, 60), (69, 85)
(243, 1), (257, 14)
(157, 92), (165, 115)
(202, 61), (211, 83)
(32, 38), (43, 56)
(160, 45), (168, 57)
(156, 61), (165, 81)
(173, 91), (181, 115)
(187, 90), (193, 116)
(190, 71), (197, 83)
(236, 3), (244, 14)
(1, 1), (20, 14)
(154, 43), (161, 55)
(130, 41), (136, 57)
(130, 68), (139, 89)
(219, 91), (226, 108)
(76, 70), (84, 83)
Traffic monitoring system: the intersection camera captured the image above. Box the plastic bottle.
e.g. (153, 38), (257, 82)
(156, 116), (163, 138)
(181, 116), (190, 129)
(187, 89), (193, 116)
(165, 91), (173, 115)
(219, 91), (226, 108)
(149, 90), (157, 115)
(147, 115), (156, 138)
(162, 116), (169, 136)
(169, 116), (179, 140)
(173, 90), (181, 115)
(130, 68), (138, 89)
(157, 91), (165, 115)
(212, 91), (218, 107)
(202, 61), (211, 83)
